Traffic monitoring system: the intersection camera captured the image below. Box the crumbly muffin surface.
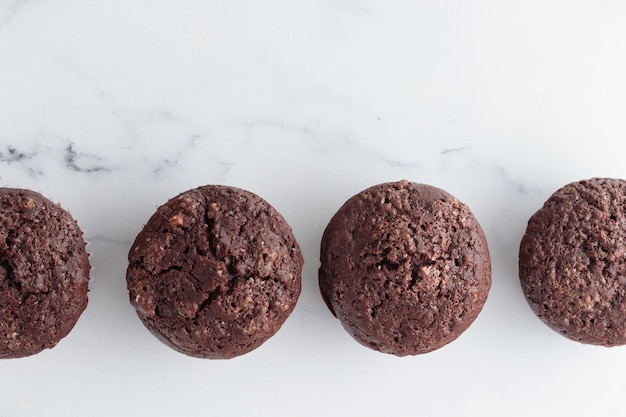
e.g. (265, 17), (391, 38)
(127, 185), (302, 359)
(0, 188), (90, 358)
(319, 180), (491, 356)
(520, 178), (626, 346)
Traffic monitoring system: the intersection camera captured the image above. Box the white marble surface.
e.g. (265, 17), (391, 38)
(2, 0), (626, 415)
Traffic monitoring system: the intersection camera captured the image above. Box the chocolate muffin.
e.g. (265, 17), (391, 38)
(319, 180), (491, 356)
(127, 185), (302, 359)
(0, 188), (90, 359)
(520, 178), (626, 346)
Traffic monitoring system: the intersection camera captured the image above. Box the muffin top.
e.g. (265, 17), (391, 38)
(520, 178), (626, 346)
(127, 185), (302, 359)
(319, 180), (491, 356)
(0, 188), (90, 358)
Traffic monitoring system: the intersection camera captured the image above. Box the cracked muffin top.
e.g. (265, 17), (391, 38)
(127, 185), (302, 359)
(319, 180), (491, 356)
(520, 178), (626, 346)
(0, 188), (90, 358)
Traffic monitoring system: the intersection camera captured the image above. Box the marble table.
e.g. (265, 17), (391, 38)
(2, 1), (626, 416)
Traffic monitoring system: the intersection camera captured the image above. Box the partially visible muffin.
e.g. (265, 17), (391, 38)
(319, 180), (491, 356)
(127, 185), (302, 359)
(520, 178), (626, 346)
(0, 188), (90, 358)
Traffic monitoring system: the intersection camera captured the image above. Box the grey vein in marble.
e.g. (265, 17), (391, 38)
(0, 142), (43, 177)
(490, 164), (531, 195)
(0, 0), (32, 29)
(441, 147), (468, 155)
(0, 146), (33, 164)
(64, 143), (115, 174)
(151, 158), (179, 176)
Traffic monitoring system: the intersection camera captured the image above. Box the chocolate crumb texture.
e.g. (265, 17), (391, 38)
(319, 180), (491, 356)
(0, 188), (90, 359)
(520, 178), (626, 346)
(127, 185), (303, 359)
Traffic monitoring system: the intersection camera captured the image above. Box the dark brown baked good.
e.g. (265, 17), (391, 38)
(319, 180), (491, 356)
(519, 178), (626, 346)
(127, 185), (302, 359)
(0, 188), (90, 358)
